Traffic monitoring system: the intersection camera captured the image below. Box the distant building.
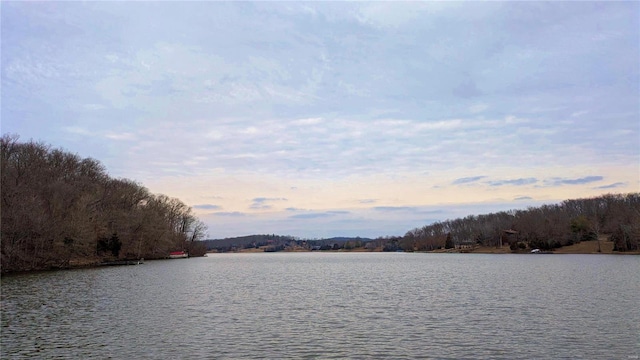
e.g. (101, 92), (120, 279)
(455, 241), (475, 250)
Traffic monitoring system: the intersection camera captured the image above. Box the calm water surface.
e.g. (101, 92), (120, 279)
(2, 253), (639, 359)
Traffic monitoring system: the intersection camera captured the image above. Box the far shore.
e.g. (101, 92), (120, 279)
(209, 240), (640, 255)
(4, 240), (637, 275)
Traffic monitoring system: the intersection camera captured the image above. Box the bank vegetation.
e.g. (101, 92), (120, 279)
(402, 193), (640, 253)
(1, 134), (207, 273)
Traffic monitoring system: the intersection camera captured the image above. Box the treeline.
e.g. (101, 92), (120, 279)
(203, 234), (297, 252)
(1, 134), (207, 273)
(204, 235), (374, 252)
(403, 193), (640, 252)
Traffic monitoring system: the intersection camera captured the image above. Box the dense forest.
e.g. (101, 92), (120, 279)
(402, 193), (640, 252)
(1, 134), (207, 273)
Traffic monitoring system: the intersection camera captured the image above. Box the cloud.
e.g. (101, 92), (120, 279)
(355, 2), (431, 28)
(514, 196), (533, 201)
(593, 182), (626, 190)
(193, 204), (221, 210)
(105, 132), (136, 141)
(3, 2), (637, 239)
(469, 103), (489, 114)
(84, 103), (106, 110)
(212, 212), (247, 217)
(250, 197), (287, 210)
(373, 206), (415, 212)
(290, 213), (332, 219)
(487, 178), (538, 187)
(202, 195), (224, 200)
(452, 78), (482, 98)
(289, 210), (349, 219)
(452, 176), (487, 185)
(63, 126), (93, 135)
(546, 176), (604, 186)
(252, 197), (287, 203)
(292, 117), (322, 126)
(359, 199), (377, 204)
(251, 204), (272, 210)
(414, 119), (463, 131)
(571, 110), (589, 118)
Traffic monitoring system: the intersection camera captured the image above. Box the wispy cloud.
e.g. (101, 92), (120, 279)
(469, 103), (489, 114)
(359, 199), (377, 204)
(487, 178), (538, 187)
(545, 176), (604, 186)
(213, 212), (247, 217)
(452, 176), (487, 185)
(63, 127), (93, 136)
(327, 210), (350, 215)
(2, 1), (637, 239)
(373, 206), (415, 212)
(453, 78), (483, 98)
(250, 197), (287, 210)
(289, 210), (350, 219)
(290, 212), (333, 219)
(514, 196), (533, 201)
(193, 204), (221, 210)
(593, 182), (626, 190)
(105, 132), (136, 141)
(253, 197), (288, 203)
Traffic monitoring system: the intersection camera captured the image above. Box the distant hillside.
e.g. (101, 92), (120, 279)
(203, 235), (374, 252)
(202, 234), (296, 251)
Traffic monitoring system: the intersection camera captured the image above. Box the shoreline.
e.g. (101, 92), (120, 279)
(3, 241), (637, 275)
(212, 241), (640, 256)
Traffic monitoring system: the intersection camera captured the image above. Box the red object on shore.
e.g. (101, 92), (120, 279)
(169, 251), (188, 258)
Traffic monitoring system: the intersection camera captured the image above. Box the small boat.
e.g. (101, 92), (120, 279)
(530, 249), (552, 254)
(169, 251), (189, 259)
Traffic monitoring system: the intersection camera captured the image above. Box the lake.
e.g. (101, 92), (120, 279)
(1, 252), (639, 359)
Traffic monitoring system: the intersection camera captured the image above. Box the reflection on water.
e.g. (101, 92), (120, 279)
(2, 253), (639, 359)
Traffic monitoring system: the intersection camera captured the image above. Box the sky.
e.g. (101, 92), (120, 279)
(2, 1), (639, 239)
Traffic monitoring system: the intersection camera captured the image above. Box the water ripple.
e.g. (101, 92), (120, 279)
(2, 253), (639, 359)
